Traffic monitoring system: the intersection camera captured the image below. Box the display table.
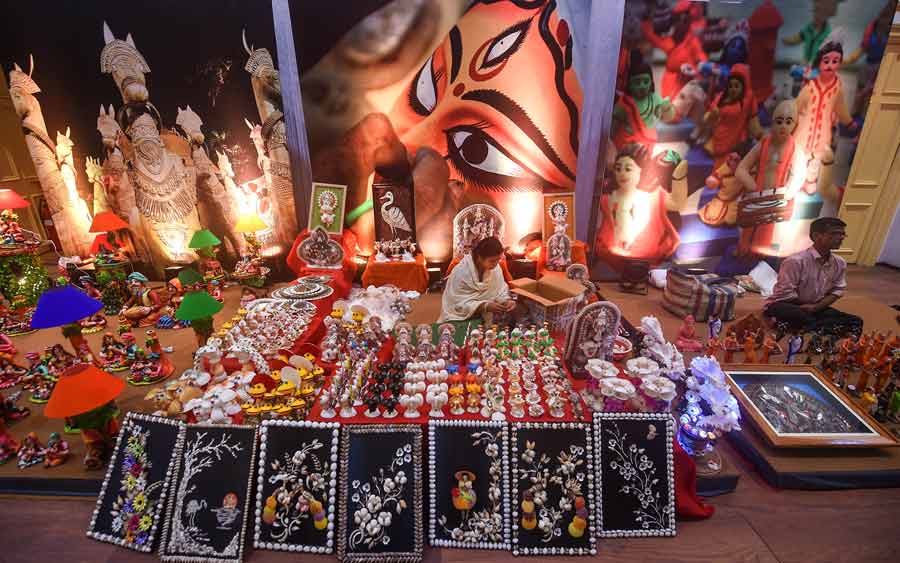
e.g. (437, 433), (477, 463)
(729, 420), (900, 490)
(361, 253), (428, 293)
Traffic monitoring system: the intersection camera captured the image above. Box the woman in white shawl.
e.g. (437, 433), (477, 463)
(439, 237), (515, 322)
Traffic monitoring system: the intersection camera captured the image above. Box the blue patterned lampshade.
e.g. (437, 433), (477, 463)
(30, 285), (104, 328)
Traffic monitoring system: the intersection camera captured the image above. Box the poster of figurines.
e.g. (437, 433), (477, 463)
(596, 0), (893, 274)
(1, 1), (292, 273)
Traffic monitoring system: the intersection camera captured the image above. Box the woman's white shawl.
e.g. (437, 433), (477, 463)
(438, 254), (510, 322)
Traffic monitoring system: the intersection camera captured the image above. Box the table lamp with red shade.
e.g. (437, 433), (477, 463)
(88, 210), (130, 263)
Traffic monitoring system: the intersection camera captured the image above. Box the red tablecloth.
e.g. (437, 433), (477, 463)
(361, 253), (428, 293)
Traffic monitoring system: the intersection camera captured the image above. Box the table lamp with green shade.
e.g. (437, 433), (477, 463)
(189, 229), (224, 281)
(176, 287), (224, 348)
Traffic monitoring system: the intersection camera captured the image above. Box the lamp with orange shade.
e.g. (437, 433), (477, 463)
(88, 210), (130, 263)
(44, 363), (125, 469)
(231, 212), (270, 286)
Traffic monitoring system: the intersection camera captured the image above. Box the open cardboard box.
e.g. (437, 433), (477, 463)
(510, 276), (585, 335)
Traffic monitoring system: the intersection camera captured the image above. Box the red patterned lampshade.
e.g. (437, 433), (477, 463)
(0, 188), (29, 209)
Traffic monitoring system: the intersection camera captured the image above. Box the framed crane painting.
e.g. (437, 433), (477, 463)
(309, 182), (347, 235)
(372, 177), (417, 246)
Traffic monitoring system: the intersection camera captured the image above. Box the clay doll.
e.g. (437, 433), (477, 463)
(761, 333), (778, 364)
(612, 50), (677, 150)
(73, 400), (120, 470)
(0, 354), (28, 389)
(704, 336), (721, 360)
(748, 0), (784, 104)
(708, 315), (723, 340)
(415, 324), (435, 362)
(43, 432), (70, 468)
(699, 153), (744, 227)
(734, 100), (809, 257)
(157, 278), (189, 330)
(120, 272), (163, 327)
(641, 1), (707, 98)
(595, 144), (688, 268)
(782, 0), (841, 64)
(0, 424), (18, 465)
(795, 38), (858, 196)
(676, 315), (704, 353)
(743, 330), (759, 363)
(703, 64), (763, 169)
(99, 332), (130, 372)
(786, 332), (804, 364)
(0, 390), (30, 425)
(78, 276), (107, 334)
(16, 432), (45, 469)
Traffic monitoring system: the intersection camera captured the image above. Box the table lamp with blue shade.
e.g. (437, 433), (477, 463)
(30, 285), (104, 364)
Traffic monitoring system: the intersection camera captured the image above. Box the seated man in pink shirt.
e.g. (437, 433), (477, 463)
(763, 217), (863, 334)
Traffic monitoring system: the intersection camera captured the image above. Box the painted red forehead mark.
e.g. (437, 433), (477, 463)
(453, 83), (465, 97)
(556, 20), (569, 47)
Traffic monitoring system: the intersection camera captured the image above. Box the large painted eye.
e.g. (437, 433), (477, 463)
(482, 19), (530, 69)
(409, 55), (437, 116)
(450, 128), (525, 177)
(445, 125), (542, 191)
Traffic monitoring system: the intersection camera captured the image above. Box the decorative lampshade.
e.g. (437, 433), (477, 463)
(176, 290), (224, 321)
(90, 233), (116, 254)
(177, 267), (204, 286)
(189, 229), (222, 249)
(30, 285), (104, 328)
(44, 364), (125, 418)
(234, 213), (268, 234)
(89, 210), (129, 233)
(0, 188), (29, 209)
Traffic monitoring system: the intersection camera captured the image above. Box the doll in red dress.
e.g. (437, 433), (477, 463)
(595, 144), (687, 269)
(641, 1), (707, 98)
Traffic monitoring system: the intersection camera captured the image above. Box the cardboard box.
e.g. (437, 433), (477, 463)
(510, 276), (585, 335)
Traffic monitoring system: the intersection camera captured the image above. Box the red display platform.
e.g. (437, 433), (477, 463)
(361, 253), (428, 293)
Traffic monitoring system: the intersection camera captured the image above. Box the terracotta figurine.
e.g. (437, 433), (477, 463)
(43, 431), (70, 468)
(120, 272), (163, 327)
(676, 315), (704, 353)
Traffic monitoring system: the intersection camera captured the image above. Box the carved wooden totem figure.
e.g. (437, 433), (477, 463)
(7, 57), (92, 256)
(243, 30), (298, 251)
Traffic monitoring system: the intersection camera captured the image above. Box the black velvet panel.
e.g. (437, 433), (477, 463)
(87, 413), (184, 553)
(160, 424), (258, 563)
(338, 424), (423, 563)
(510, 422), (596, 556)
(253, 420), (340, 554)
(427, 420), (509, 549)
(594, 413), (676, 538)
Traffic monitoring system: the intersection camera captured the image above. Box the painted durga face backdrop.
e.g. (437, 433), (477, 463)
(389, 0), (583, 246)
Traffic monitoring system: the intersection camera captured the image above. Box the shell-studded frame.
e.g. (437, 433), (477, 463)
(338, 424), (424, 563)
(308, 182), (348, 235)
(509, 422), (597, 557)
(86, 413), (185, 553)
(426, 419), (511, 550)
(158, 423), (258, 563)
(253, 420), (340, 554)
(564, 301), (622, 368)
(452, 204), (505, 260)
(592, 412), (676, 539)
(542, 193), (575, 242)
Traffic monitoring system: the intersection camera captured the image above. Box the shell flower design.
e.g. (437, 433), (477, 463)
(604, 422), (671, 530)
(519, 439), (589, 541)
(261, 439), (330, 542)
(438, 430), (504, 543)
(348, 443), (411, 550)
(109, 424), (162, 547)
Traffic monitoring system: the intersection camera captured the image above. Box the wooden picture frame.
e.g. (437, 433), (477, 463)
(724, 364), (900, 448)
(253, 420), (340, 554)
(542, 193), (575, 242)
(308, 182), (347, 235)
(593, 412), (675, 538)
(427, 419), (510, 550)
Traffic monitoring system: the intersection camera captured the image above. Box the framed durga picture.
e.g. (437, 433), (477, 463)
(725, 365), (900, 448)
(309, 182), (347, 235)
(542, 193), (575, 242)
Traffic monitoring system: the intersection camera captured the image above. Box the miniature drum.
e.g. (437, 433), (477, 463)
(736, 187), (794, 228)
